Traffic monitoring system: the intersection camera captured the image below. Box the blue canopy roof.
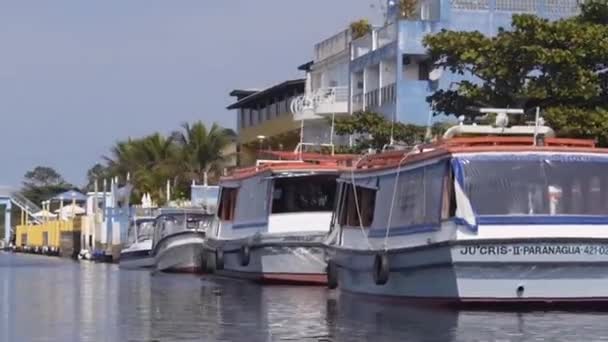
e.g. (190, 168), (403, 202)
(51, 190), (87, 202)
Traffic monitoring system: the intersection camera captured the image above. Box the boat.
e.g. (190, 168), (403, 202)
(119, 217), (156, 269)
(204, 151), (353, 285)
(151, 208), (213, 273)
(325, 108), (608, 304)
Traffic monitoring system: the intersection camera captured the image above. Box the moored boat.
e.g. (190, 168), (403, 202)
(205, 152), (353, 285)
(119, 217), (155, 269)
(151, 208), (212, 273)
(325, 109), (608, 305)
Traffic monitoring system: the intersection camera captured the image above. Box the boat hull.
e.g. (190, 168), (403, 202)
(330, 238), (608, 304)
(206, 235), (327, 285)
(119, 249), (154, 269)
(153, 232), (206, 273)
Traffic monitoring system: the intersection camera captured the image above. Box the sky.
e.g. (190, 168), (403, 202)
(0, 0), (382, 187)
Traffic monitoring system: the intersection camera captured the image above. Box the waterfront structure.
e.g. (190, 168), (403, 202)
(289, 30), (351, 146)
(346, 0), (581, 125)
(228, 81), (305, 166)
(0, 187), (42, 245)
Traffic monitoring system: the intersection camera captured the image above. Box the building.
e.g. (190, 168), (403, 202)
(228, 80), (305, 166)
(347, 0), (581, 125)
(228, 0), (581, 161)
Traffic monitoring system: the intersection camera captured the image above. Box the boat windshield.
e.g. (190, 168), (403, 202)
(161, 213), (213, 233)
(459, 155), (608, 216)
(137, 221), (154, 241)
(271, 175), (337, 214)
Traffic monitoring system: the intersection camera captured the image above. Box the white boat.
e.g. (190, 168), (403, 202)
(325, 109), (608, 304)
(152, 208), (212, 273)
(205, 153), (352, 285)
(119, 217), (155, 269)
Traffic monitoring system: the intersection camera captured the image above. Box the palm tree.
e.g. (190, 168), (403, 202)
(172, 121), (232, 184)
(102, 134), (178, 204)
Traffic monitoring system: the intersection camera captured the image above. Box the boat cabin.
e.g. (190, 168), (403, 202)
(332, 110), (608, 250)
(125, 217), (155, 246)
(213, 153), (354, 240)
(152, 208), (213, 246)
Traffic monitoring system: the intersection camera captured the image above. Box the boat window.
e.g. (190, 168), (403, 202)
(138, 221), (154, 241)
(218, 188), (238, 221)
(460, 157), (608, 216)
(271, 175), (337, 213)
(442, 169), (457, 220)
(390, 162), (445, 227)
(339, 184), (376, 227)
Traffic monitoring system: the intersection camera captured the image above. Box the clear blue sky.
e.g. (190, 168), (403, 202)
(0, 0), (382, 187)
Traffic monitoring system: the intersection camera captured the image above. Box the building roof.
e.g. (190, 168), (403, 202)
(229, 89), (259, 99)
(50, 190), (87, 202)
(226, 79), (305, 110)
(298, 61), (314, 71)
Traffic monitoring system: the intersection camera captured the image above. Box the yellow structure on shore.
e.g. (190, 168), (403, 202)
(15, 218), (82, 257)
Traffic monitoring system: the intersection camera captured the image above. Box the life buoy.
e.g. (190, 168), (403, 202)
(215, 248), (224, 271)
(326, 260), (338, 289)
(373, 253), (389, 286)
(239, 244), (251, 267)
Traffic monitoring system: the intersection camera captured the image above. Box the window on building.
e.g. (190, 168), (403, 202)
(418, 61), (430, 81)
(339, 184), (376, 228)
(89, 235), (93, 248)
(218, 188), (238, 221)
(271, 175), (337, 213)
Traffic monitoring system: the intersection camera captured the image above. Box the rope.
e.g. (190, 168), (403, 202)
(350, 153), (374, 250)
(383, 146), (420, 251)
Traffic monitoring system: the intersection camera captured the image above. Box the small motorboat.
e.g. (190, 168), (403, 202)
(119, 217), (155, 269)
(152, 208), (212, 273)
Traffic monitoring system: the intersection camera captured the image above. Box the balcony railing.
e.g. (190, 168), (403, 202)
(314, 29), (351, 62)
(377, 22), (397, 49)
(364, 89), (380, 109)
(291, 87), (349, 118)
(380, 83), (396, 105)
(352, 34), (374, 59)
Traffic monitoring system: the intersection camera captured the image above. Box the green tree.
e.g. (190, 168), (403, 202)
(423, 1), (608, 143)
(84, 163), (109, 192)
(350, 19), (372, 39)
(90, 121), (233, 205)
(333, 111), (428, 151)
(21, 166), (73, 205)
(172, 121), (232, 185)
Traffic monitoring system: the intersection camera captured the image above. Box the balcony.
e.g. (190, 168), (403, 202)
(291, 87), (349, 120)
(314, 29), (351, 62)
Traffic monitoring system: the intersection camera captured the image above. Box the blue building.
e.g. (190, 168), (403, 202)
(349, 0), (581, 125)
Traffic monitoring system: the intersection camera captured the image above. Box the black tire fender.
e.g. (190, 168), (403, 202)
(215, 248), (224, 271)
(373, 253), (389, 286)
(239, 244), (251, 267)
(327, 260), (338, 289)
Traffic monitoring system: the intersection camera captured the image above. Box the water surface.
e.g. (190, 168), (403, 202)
(1, 253), (608, 341)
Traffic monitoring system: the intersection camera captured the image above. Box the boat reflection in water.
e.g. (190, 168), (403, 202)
(151, 208), (213, 273)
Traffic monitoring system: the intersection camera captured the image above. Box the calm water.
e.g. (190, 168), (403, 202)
(1, 253), (608, 342)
